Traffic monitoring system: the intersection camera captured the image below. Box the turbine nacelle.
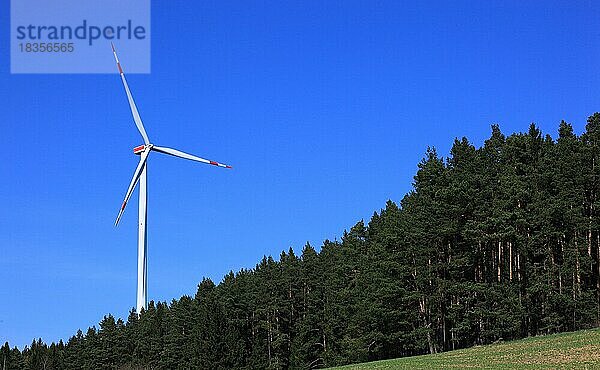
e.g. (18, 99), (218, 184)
(133, 144), (149, 155)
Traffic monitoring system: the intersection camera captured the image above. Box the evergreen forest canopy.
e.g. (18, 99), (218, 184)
(4, 114), (600, 369)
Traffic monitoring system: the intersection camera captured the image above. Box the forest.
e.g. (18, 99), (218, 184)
(3, 114), (600, 369)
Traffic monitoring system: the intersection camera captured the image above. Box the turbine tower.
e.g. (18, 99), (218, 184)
(111, 44), (232, 313)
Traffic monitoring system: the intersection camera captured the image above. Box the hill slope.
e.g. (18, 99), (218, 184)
(4, 117), (600, 369)
(330, 328), (600, 369)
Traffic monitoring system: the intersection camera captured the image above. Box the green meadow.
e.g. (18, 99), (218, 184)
(330, 328), (600, 369)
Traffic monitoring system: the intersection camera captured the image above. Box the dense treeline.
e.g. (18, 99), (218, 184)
(4, 115), (600, 369)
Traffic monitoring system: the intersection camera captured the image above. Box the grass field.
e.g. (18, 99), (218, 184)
(330, 328), (600, 369)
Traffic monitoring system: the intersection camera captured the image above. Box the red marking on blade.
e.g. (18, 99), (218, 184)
(111, 42), (115, 52)
(117, 63), (123, 74)
(121, 202), (126, 210)
(226, 165), (232, 169)
(210, 161), (218, 166)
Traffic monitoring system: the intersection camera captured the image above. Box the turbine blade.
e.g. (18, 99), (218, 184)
(111, 43), (150, 145)
(152, 145), (232, 169)
(115, 147), (151, 226)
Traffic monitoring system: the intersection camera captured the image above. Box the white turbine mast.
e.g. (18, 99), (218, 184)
(111, 43), (232, 313)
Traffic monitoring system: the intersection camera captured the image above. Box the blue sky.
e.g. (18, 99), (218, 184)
(1, 1), (600, 348)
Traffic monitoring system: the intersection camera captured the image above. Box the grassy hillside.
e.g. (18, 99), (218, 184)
(329, 328), (600, 369)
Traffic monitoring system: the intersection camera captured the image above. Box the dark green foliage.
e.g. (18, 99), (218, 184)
(6, 115), (600, 369)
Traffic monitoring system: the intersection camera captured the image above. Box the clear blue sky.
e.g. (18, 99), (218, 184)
(1, 1), (599, 349)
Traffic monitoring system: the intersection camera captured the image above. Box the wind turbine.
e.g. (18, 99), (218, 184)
(111, 43), (232, 313)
